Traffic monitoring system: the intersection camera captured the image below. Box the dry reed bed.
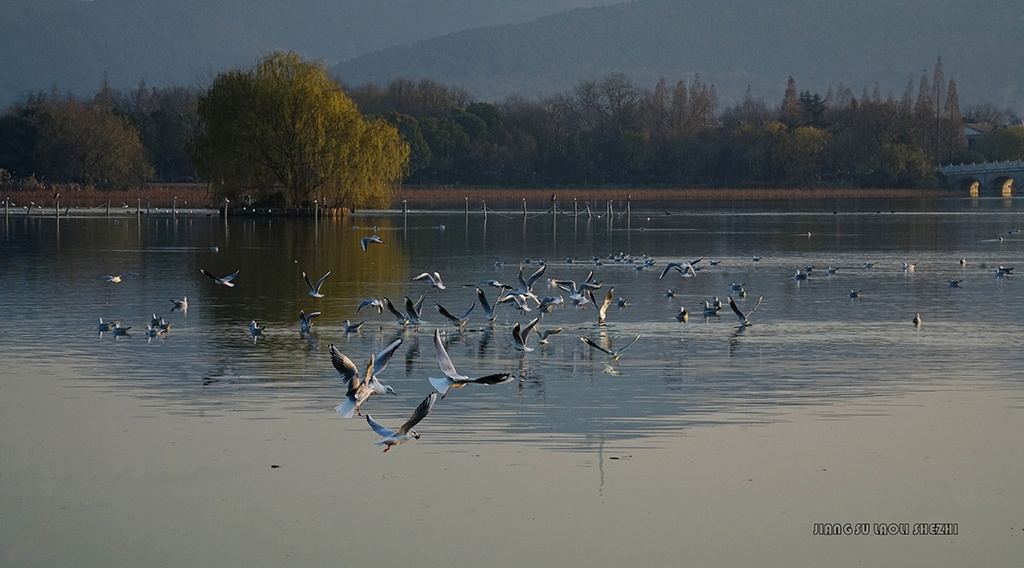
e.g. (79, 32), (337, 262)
(396, 186), (949, 202)
(1, 183), (212, 209)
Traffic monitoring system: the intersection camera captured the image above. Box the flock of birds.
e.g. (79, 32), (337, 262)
(93, 226), (1019, 452)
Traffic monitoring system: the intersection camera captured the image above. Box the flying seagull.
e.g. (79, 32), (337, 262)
(365, 392), (437, 452)
(333, 340), (401, 418)
(414, 271), (447, 290)
(728, 295), (763, 326)
(356, 298), (384, 314)
(436, 302), (475, 328)
(361, 235), (383, 252)
(303, 271), (331, 298)
(200, 268), (239, 287)
(476, 287), (498, 325)
(580, 334), (641, 361)
(512, 317), (540, 351)
(428, 328), (513, 398)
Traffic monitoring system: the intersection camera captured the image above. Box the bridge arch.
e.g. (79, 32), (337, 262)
(990, 176), (1015, 197)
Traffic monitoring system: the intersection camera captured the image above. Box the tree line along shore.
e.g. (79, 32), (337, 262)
(2, 54), (1019, 211)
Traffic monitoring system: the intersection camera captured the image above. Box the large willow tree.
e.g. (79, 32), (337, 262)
(193, 52), (409, 208)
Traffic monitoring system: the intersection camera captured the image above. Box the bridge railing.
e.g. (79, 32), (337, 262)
(937, 160), (1024, 175)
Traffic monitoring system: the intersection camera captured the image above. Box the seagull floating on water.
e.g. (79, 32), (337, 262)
(303, 271), (331, 298)
(171, 297), (188, 312)
(428, 329), (514, 398)
(249, 320), (265, 341)
(849, 290), (862, 298)
(913, 312), (922, 326)
(365, 392), (437, 452)
(200, 268), (239, 287)
(676, 307), (688, 322)
(948, 279), (963, 288)
(97, 317), (116, 332)
(299, 310), (321, 332)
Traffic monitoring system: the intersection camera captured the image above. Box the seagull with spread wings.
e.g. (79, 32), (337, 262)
(365, 392), (437, 452)
(436, 302), (474, 328)
(200, 268), (239, 287)
(333, 340), (401, 418)
(580, 333), (641, 361)
(428, 328), (514, 398)
(303, 271), (331, 298)
(728, 295), (763, 326)
(360, 235), (383, 252)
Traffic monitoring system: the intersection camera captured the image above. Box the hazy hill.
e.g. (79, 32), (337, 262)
(332, 0), (1024, 109)
(0, 0), (615, 107)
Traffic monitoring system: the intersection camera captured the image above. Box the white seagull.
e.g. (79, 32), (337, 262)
(414, 271), (447, 290)
(303, 271), (331, 298)
(728, 295), (763, 327)
(360, 235), (384, 252)
(594, 287), (614, 325)
(580, 334), (641, 362)
(333, 339), (401, 418)
(428, 329), (514, 398)
(344, 319), (365, 333)
(511, 317), (540, 352)
(658, 261), (698, 280)
(476, 287), (499, 324)
(913, 313), (922, 326)
(436, 302), (474, 328)
(299, 310), (321, 332)
(365, 392), (437, 452)
(200, 268), (239, 287)
(538, 327), (563, 344)
(355, 298), (384, 314)
(171, 297), (188, 312)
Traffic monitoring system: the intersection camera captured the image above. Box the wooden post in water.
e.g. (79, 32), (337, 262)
(136, 198), (141, 218)
(465, 196), (469, 216)
(522, 197), (527, 217)
(223, 199), (230, 219)
(574, 197), (578, 218)
(55, 198), (60, 220)
(5, 197), (8, 220)
(626, 194), (631, 218)
(146, 197), (150, 215)
(172, 196), (177, 216)
(106, 200), (111, 217)
(482, 200), (487, 221)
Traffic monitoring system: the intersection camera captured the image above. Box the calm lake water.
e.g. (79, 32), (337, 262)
(2, 196), (1023, 567)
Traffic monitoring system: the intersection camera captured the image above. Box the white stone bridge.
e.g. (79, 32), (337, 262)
(936, 160), (1024, 196)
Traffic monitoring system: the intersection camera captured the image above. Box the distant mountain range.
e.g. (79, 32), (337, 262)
(4, 0), (1023, 112)
(0, 0), (611, 107)
(333, 0), (1024, 109)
